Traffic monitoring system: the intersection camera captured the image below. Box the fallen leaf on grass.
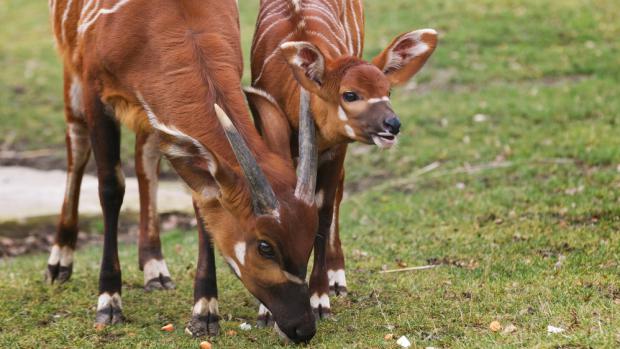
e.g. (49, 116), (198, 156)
(161, 324), (174, 332)
(226, 330), (237, 336)
(547, 325), (565, 334)
(239, 322), (252, 331)
(199, 341), (212, 349)
(396, 336), (411, 348)
(384, 333), (394, 340)
(489, 321), (502, 332)
(614, 298), (620, 305)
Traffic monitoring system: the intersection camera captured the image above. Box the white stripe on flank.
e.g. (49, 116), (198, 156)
(78, 0), (132, 35)
(341, 0), (354, 54)
(349, 0), (361, 55)
(307, 30), (342, 55)
(254, 31), (295, 84)
(252, 16), (292, 56)
(60, 0), (74, 43)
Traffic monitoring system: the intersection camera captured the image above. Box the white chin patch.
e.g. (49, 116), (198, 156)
(192, 297), (219, 316)
(47, 245), (74, 267)
(143, 259), (171, 284)
(274, 322), (292, 343)
(309, 292), (330, 309)
(97, 292), (122, 311)
(372, 134), (397, 149)
(327, 269), (347, 287)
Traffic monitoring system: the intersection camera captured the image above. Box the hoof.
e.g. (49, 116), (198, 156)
(256, 304), (275, 328)
(310, 293), (331, 320)
(46, 245), (74, 284)
(144, 276), (176, 292)
(186, 315), (220, 337)
(95, 293), (123, 326)
(46, 264), (73, 284)
(329, 284), (348, 297)
(328, 269), (347, 297)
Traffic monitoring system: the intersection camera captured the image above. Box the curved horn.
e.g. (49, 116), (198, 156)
(214, 104), (279, 216)
(294, 88), (318, 205)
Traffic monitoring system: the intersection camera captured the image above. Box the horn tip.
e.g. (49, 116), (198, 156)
(214, 103), (233, 129)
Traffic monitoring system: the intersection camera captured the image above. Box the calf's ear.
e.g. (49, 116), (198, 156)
(371, 29), (438, 86)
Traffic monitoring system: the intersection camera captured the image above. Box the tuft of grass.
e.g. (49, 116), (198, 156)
(1, 0), (620, 348)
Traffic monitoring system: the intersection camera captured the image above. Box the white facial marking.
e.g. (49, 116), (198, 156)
(97, 292), (122, 311)
(234, 242), (246, 266)
(48, 245), (74, 266)
(283, 271), (305, 285)
(225, 256), (241, 277)
(338, 106), (348, 121)
(143, 259), (171, 285)
(327, 269), (347, 287)
(309, 292), (330, 309)
(344, 124), (356, 138)
(192, 297), (219, 316)
(367, 96), (390, 104)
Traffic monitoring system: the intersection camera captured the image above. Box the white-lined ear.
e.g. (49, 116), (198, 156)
(371, 29), (438, 86)
(244, 87), (293, 162)
(138, 92), (235, 196)
(279, 41), (325, 94)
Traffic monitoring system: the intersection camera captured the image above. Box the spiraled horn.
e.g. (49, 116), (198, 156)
(294, 88), (318, 205)
(214, 104), (279, 216)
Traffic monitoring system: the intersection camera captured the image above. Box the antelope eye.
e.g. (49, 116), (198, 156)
(342, 91), (360, 102)
(258, 240), (275, 258)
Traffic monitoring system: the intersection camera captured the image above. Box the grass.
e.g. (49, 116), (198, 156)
(1, 0), (620, 348)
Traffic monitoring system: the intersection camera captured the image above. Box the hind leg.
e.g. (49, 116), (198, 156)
(46, 72), (91, 284)
(135, 131), (174, 291)
(326, 172), (347, 297)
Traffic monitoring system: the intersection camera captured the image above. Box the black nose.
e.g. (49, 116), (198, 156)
(384, 117), (401, 135)
(294, 321), (316, 343)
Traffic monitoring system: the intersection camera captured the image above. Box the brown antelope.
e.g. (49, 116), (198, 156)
(47, 0), (320, 343)
(247, 0), (438, 320)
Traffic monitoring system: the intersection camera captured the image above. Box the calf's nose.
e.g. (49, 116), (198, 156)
(383, 117), (401, 135)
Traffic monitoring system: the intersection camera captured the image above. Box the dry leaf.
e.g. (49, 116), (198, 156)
(226, 330), (237, 336)
(161, 324), (174, 332)
(489, 320), (502, 332)
(547, 325), (565, 334)
(384, 333), (394, 340)
(199, 341), (212, 349)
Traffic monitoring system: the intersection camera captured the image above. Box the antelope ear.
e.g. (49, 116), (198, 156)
(279, 41), (325, 95)
(244, 87), (293, 162)
(371, 29), (438, 86)
(145, 112), (237, 198)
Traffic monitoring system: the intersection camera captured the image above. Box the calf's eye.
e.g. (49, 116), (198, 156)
(258, 240), (275, 258)
(342, 91), (360, 102)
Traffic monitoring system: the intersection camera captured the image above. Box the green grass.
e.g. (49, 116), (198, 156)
(1, 0), (620, 348)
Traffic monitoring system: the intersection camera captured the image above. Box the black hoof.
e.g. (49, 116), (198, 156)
(185, 314), (220, 337)
(46, 264), (73, 284)
(257, 312), (275, 328)
(95, 305), (123, 326)
(144, 276), (175, 292)
(329, 284), (348, 297)
(312, 305), (331, 320)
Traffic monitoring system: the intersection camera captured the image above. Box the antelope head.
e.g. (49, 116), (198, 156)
(144, 98), (319, 343)
(280, 29), (438, 149)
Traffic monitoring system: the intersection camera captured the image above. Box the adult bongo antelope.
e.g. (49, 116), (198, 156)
(247, 0), (438, 320)
(47, 0), (319, 343)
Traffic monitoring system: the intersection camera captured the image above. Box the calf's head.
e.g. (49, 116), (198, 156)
(280, 29), (438, 148)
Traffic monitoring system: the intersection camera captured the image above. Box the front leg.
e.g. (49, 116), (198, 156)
(186, 200), (220, 337)
(309, 146), (347, 319)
